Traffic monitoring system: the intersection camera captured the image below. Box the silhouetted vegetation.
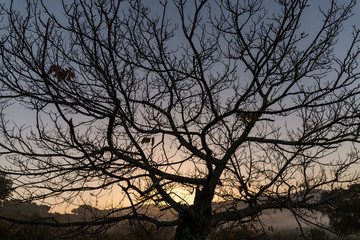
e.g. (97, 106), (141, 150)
(321, 184), (360, 235)
(1, 0), (360, 239)
(0, 173), (11, 204)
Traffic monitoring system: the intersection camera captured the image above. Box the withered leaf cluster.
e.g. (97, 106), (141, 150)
(48, 65), (75, 82)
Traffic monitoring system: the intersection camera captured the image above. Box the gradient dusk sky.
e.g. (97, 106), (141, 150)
(1, 0), (360, 214)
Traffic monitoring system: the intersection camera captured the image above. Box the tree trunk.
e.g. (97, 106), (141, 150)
(174, 201), (212, 240)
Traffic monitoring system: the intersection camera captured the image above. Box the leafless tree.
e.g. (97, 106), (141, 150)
(0, 0), (360, 239)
